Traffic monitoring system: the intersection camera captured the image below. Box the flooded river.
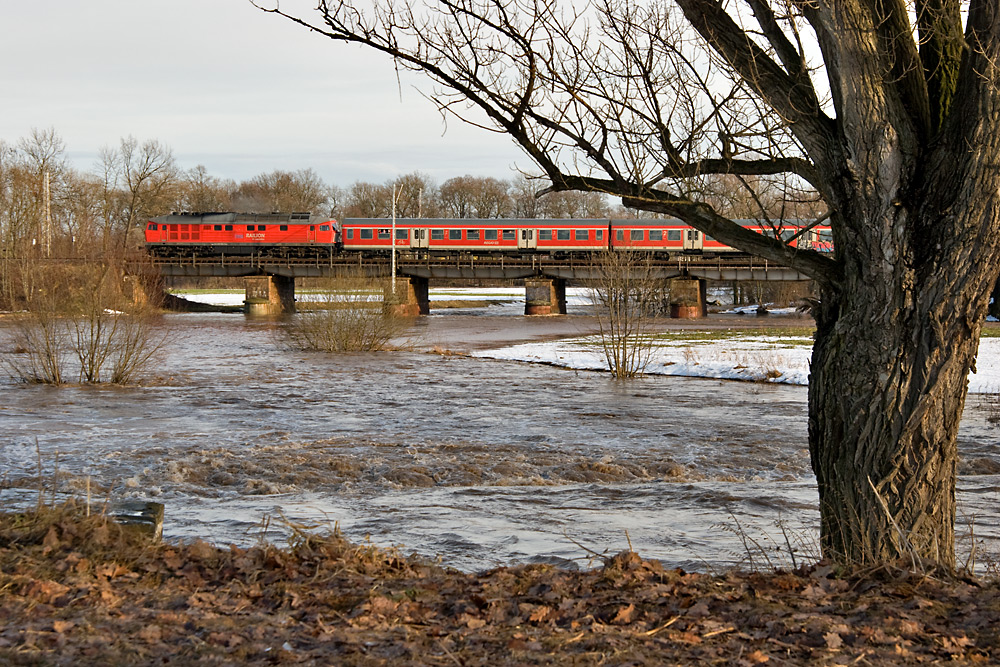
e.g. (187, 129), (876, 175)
(2, 308), (1000, 571)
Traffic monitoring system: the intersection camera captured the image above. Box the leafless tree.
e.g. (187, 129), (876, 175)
(99, 136), (179, 252)
(591, 249), (661, 378)
(255, 0), (1000, 569)
(232, 168), (330, 214)
(181, 165), (236, 213)
(439, 175), (511, 218)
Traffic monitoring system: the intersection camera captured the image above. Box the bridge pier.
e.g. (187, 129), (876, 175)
(525, 278), (566, 315)
(669, 278), (707, 318)
(389, 276), (429, 317)
(244, 275), (295, 316)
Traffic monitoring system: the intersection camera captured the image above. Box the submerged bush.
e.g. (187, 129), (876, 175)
(283, 270), (407, 353)
(2, 261), (163, 384)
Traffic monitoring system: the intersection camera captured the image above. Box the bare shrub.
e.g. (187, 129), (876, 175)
(284, 269), (407, 352)
(3, 261), (163, 384)
(590, 249), (662, 378)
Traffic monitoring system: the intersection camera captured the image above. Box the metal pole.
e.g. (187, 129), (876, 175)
(391, 185), (398, 298)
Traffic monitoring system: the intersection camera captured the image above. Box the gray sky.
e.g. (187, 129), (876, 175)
(2, 1), (527, 187)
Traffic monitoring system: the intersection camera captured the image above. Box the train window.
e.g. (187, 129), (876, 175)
(280, 225), (289, 231)
(667, 230), (681, 241)
(616, 230), (624, 241)
(396, 229), (408, 240)
(360, 229), (373, 240)
(225, 225), (233, 231)
(310, 225), (315, 231)
(485, 229), (498, 240)
(320, 225), (331, 231)
(819, 230), (833, 242)
(502, 229), (515, 240)
(574, 229), (588, 240)
(247, 225), (255, 231)
(649, 230), (663, 241)
(147, 223), (157, 230)
(539, 230), (553, 240)
(258, 225), (267, 231)
(780, 230), (796, 242)
(448, 229), (462, 240)
(378, 229), (390, 240)
(556, 229), (570, 241)
(431, 229), (445, 240)
(345, 229), (354, 239)
(467, 229), (480, 240)
(214, 225), (222, 231)
(596, 230), (604, 240)
(631, 230), (643, 241)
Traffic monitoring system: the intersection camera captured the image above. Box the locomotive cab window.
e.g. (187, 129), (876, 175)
(147, 223), (157, 230)
(320, 225), (330, 231)
(280, 225), (288, 231)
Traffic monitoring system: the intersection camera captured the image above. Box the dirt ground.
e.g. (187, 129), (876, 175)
(1, 507), (998, 666)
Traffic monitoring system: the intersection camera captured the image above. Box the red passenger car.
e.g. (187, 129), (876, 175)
(145, 212), (338, 257)
(341, 218), (609, 256)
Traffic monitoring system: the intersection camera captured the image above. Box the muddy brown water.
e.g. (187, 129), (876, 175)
(2, 309), (999, 571)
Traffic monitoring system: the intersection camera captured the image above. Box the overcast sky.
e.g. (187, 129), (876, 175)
(2, 1), (528, 187)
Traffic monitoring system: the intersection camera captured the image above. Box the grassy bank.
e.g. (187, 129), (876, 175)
(2, 506), (998, 665)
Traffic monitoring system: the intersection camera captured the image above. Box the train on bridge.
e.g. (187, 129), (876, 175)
(145, 212), (833, 260)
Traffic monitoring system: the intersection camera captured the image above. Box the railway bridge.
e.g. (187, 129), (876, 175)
(152, 253), (813, 317)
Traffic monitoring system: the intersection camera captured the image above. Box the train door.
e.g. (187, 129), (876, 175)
(411, 228), (429, 249)
(519, 228), (537, 250)
(683, 229), (703, 251)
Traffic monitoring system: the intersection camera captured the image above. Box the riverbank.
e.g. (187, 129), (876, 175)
(2, 506), (997, 665)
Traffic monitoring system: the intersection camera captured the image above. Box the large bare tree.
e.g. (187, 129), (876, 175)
(255, 0), (1000, 569)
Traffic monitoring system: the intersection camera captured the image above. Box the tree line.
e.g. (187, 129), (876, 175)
(1, 127), (827, 262)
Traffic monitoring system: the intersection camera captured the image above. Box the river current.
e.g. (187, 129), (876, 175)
(2, 308), (999, 572)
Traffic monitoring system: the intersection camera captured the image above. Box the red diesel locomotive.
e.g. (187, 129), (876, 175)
(145, 212), (337, 258)
(145, 213), (833, 259)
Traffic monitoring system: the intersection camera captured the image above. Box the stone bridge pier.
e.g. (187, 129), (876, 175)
(390, 276), (430, 317)
(669, 278), (707, 318)
(244, 275), (295, 316)
(525, 278), (567, 315)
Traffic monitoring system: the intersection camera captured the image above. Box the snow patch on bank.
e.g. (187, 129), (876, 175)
(475, 335), (1000, 394)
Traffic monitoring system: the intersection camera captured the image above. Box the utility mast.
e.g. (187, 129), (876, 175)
(43, 170), (52, 257)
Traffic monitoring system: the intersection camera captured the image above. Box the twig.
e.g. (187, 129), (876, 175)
(643, 616), (680, 636)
